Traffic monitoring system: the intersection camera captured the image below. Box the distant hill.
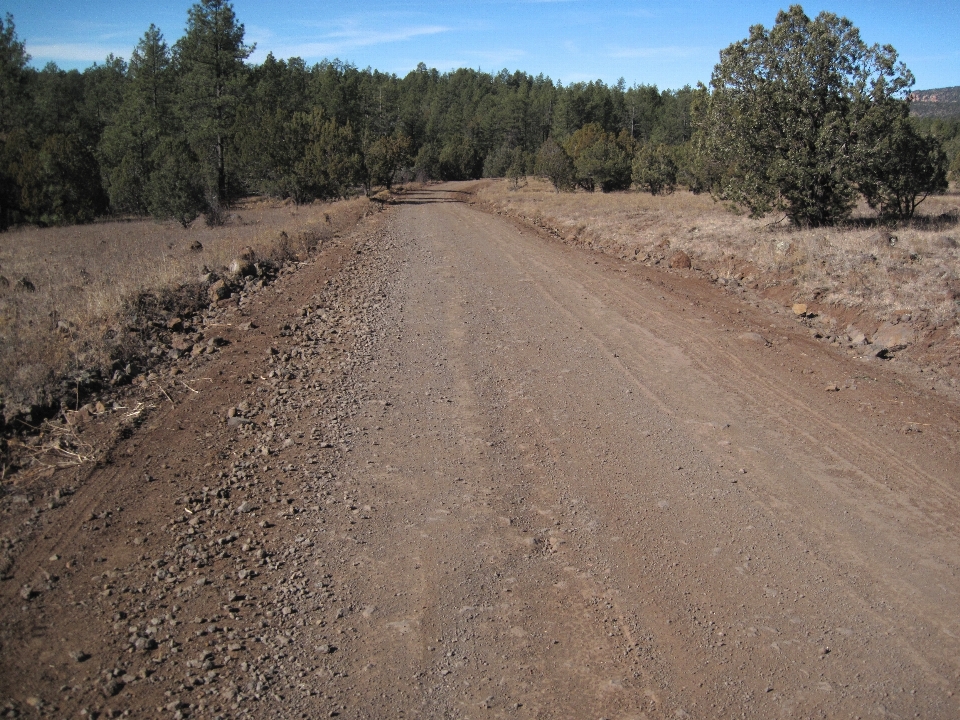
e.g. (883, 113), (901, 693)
(909, 86), (960, 118)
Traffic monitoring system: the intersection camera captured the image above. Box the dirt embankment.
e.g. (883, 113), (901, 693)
(2, 186), (960, 719)
(0, 196), (371, 475)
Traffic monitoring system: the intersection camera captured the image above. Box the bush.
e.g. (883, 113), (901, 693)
(534, 138), (574, 191)
(856, 107), (948, 221)
(562, 124), (632, 192)
(145, 138), (205, 227)
(632, 144), (677, 195)
(438, 138), (482, 180)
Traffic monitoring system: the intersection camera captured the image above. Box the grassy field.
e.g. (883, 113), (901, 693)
(0, 196), (371, 431)
(476, 179), (960, 376)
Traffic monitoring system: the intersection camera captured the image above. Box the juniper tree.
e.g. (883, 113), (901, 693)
(698, 5), (942, 226)
(534, 138), (574, 191)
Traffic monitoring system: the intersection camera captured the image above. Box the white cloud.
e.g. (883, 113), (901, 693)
(252, 23), (449, 62)
(326, 25), (449, 47)
(29, 43), (128, 63)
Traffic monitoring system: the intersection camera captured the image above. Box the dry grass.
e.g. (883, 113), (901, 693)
(476, 179), (960, 362)
(0, 196), (372, 426)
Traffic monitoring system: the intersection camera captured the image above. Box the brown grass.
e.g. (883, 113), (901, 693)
(475, 179), (960, 367)
(0, 196), (372, 427)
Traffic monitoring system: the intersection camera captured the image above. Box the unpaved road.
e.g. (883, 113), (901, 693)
(2, 185), (960, 719)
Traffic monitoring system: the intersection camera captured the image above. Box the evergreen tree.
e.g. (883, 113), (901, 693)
(365, 133), (412, 190)
(146, 136), (205, 226)
(174, 0), (253, 213)
(534, 138), (574, 191)
(82, 55), (127, 144)
(15, 132), (106, 225)
(563, 123), (632, 192)
(298, 110), (364, 200)
(697, 5), (933, 226)
(0, 13), (29, 227)
(235, 54), (312, 200)
(632, 143), (678, 195)
(856, 102), (948, 221)
(100, 25), (175, 214)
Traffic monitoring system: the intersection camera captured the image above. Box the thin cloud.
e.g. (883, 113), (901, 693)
(256, 24), (449, 62)
(29, 43), (127, 63)
(326, 25), (449, 47)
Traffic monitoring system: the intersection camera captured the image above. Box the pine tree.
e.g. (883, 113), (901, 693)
(632, 144), (678, 195)
(174, 0), (253, 214)
(100, 25), (175, 214)
(0, 13), (29, 227)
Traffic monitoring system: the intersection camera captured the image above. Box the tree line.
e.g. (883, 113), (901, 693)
(0, 1), (697, 229)
(0, 2), (955, 230)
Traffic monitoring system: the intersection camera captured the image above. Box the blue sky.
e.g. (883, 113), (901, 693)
(6, 1), (960, 90)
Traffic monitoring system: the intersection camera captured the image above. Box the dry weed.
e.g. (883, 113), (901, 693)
(0, 196), (371, 430)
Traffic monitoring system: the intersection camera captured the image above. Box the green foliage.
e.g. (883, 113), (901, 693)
(413, 142), (440, 182)
(298, 111), (364, 200)
(562, 123), (632, 192)
(234, 53), (312, 200)
(534, 138), (574, 191)
(365, 133), (412, 190)
(14, 133), (107, 225)
(698, 5), (931, 227)
(174, 0), (253, 206)
(0, 13), (29, 227)
(632, 144), (677, 195)
(505, 154), (528, 189)
(670, 141), (712, 194)
(145, 137), (205, 227)
(552, 81), (616, 139)
(856, 105), (948, 220)
(0, 6), (712, 228)
(912, 117), (960, 181)
(0, 13), (29, 133)
(438, 137), (481, 180)
(82, 55), (127, 140)
(236, 106), (310, 201)
(100, 25), (175, 215)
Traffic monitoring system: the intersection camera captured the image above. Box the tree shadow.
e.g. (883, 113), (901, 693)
(389, 190), (465, 206)
(843, 210), (959, 232)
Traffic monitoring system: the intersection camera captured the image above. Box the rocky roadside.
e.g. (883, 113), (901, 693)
(0, 209), (402, 719)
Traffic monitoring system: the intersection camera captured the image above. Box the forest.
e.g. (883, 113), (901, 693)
(0, 1), (958, 230)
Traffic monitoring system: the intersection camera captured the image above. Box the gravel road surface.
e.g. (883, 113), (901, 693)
(2, 185), (959, 719)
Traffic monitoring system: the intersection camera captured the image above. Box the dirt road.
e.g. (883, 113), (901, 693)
(3, 185), (960, 718)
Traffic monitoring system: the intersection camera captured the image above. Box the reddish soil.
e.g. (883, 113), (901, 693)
(2, 185), (959, 719)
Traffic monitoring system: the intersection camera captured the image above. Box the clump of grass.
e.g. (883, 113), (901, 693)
(476, 179), (960, 365)
(0, 195), (370, 436)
